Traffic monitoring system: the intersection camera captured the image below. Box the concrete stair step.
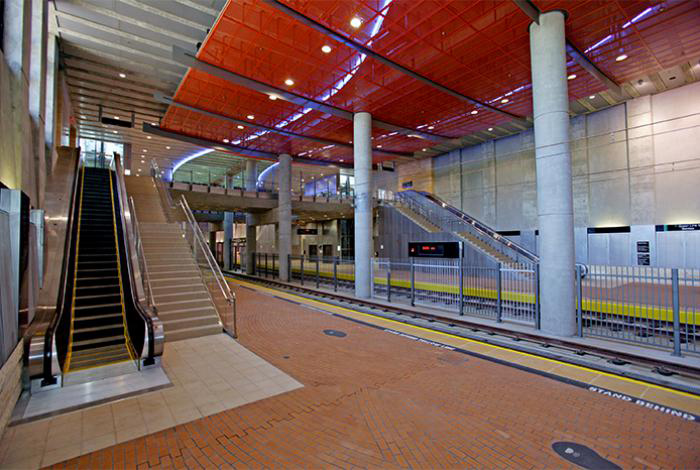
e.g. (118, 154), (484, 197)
(153, 290), (210, 302)
(161, 314), (220, 332)
(151, 283), (206, 296)
(156, 306), (218, 321)
(155, 298), (214, 313)
(164, 323), (222, 342)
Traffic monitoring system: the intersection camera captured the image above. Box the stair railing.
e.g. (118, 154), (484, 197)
(178, 194), (237, 338)
(112, 155), (164, 365)
(150, 160), (177, 222)
(395, 190), (539, 265)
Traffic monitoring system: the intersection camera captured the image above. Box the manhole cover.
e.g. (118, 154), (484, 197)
(323, 329), (347, 338)
(552, 442), (621, 470)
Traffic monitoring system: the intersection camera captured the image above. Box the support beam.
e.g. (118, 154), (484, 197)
(529, 11), (576, 337)
(172, 46), (446, 142)
(277, 154), (292, 282)
(263, 0), (526, 123)
(353, 112), (373, 299)
(223, 212), (234, 271)
(512, 0), (623, 99)
(154, 92), (412, 158)
(245, 159), (257, 192)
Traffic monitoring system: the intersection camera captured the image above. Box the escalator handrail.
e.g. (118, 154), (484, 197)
(403, 190), (539, 263)
(128, 195), (157, 310)
(111, 155), (159, 363)
(42, 149), (82, 381)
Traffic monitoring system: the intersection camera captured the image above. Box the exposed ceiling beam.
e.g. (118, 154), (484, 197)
(143, 124), (355, 168)
(262, 0), (526, 123)
(511, 0), (623, 99)
(155, 92), (413, 158)
(173, 46), (447, 142)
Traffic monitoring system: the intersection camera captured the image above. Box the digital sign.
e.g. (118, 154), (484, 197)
(408, 242), (460, 258)
(297, 228), (318, 235)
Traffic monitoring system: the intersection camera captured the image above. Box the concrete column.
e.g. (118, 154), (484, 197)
(529, 11), (576, 336)
(244, 159), (257, 191)
(353, 112), (373, 298)
(278, 154), (292, 281)
(244, 159), (257, 274)
(123, 143), (132, 172)
(223, 212), (234, 271)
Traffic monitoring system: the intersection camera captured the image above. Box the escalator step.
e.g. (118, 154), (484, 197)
(71, 336), (125, 352)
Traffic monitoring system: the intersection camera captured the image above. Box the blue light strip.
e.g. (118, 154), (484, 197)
(172, 148), (215, 175)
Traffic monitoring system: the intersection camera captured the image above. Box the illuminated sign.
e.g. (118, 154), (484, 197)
(408, 242), (460, 258)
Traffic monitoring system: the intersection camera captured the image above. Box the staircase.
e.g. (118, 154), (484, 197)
(389, 191), (539, 266)
(125, 176), (222, 341)
(67, 167), (132, 372)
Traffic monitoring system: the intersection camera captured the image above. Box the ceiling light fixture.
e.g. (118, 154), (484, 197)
(568, 74), (577, 80)
(114, 116), (119, 119)
(166, 146), (170, 149)
(237, 125), (244, 130)
(118, 72), (126, 78)
(146, 136), (152, 139)
(350, 17), (362, 28)
(589, 95), (596, 99)
(488, 127), (494, 131)
(616, 53), (628, 62)
(422, 148), (428, 152)
(471, 110), (478, 115)
(151, 122), (158, 126)
(427, 126), (434, 130)
(143, 149), (148, 152)
(269, 94), (278, 100)
(376, 145), (382, 148)
(321, 45), (332, 53)
(501, 98), (509, 104)
(247, 115), (255, 120)
(223, 138), (229, 143)
(284, 78), (294, 86)
(113, 130), (118, 134)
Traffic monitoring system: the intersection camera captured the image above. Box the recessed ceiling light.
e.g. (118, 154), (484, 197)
(113, 130), (118, 134)
(151, 122), (158, 126)
(269, 94), (278, 100)
(247, 115), (254, 120)
(321, 45), (332, 53)
(616, 53), (628, 62)
(427, 126), (434, 130)
(376, 145), (382, 148)
(114, 116), (119, 119)
(284, 78), (294, 86)
(80, 115), (86, 119)
(589, 95), (596, 99)
(166, 146), (170, 149)
(422, 148), (428, 152)
(339, 159), (344, 162)
(501, 98), (509, 104)
(488, 127), (494, 131)
(350, 17), (362, 28)
(471, 110), (478, 115)
(143, 149), (148, 152)
(118, 72), (126, 78)
(223, 138), (229, 143)
(140, 154), (145, 158)
(568, 74), (577, 80)
(146, 136), (152, 139)
(237, 125), (244, 130)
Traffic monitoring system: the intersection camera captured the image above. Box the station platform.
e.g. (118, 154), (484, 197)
(2, 279), (697, 468)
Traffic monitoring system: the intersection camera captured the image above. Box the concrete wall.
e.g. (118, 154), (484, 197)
(420, 81), (700, 267)
(254, 220), (341, 256)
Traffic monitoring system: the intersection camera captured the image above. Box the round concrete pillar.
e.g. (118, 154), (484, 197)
(278, 154), (292, 281)
(529, 11), (576, 336)
(353, 112), (373, 298)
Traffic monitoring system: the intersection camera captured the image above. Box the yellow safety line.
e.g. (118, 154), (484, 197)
(64, 167), (86, 373)
(229, 276), (700, 401)
(108, 171), (137, 364)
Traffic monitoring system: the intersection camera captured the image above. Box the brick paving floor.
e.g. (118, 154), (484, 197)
(48, 283), (700, 469)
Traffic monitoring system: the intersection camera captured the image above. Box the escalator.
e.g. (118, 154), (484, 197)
(32, 154), (163, 385)
(66, 167), (131, 371)
(390, 190), (539, 266)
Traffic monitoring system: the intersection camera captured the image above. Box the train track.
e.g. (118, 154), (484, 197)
(227, 271), (700, 394)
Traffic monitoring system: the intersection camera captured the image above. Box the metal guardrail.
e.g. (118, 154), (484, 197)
(178, 194), (237, 338)
(393, 190), (539, 265)
(247, 253), (697, 357)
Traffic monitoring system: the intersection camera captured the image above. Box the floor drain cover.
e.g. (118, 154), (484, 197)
(552, 442), (621, 469)
(323, 329), (347, 338)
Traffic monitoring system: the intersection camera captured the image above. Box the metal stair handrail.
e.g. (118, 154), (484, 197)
(396, 190), (539, 264)
(178, 194), (237, 337)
